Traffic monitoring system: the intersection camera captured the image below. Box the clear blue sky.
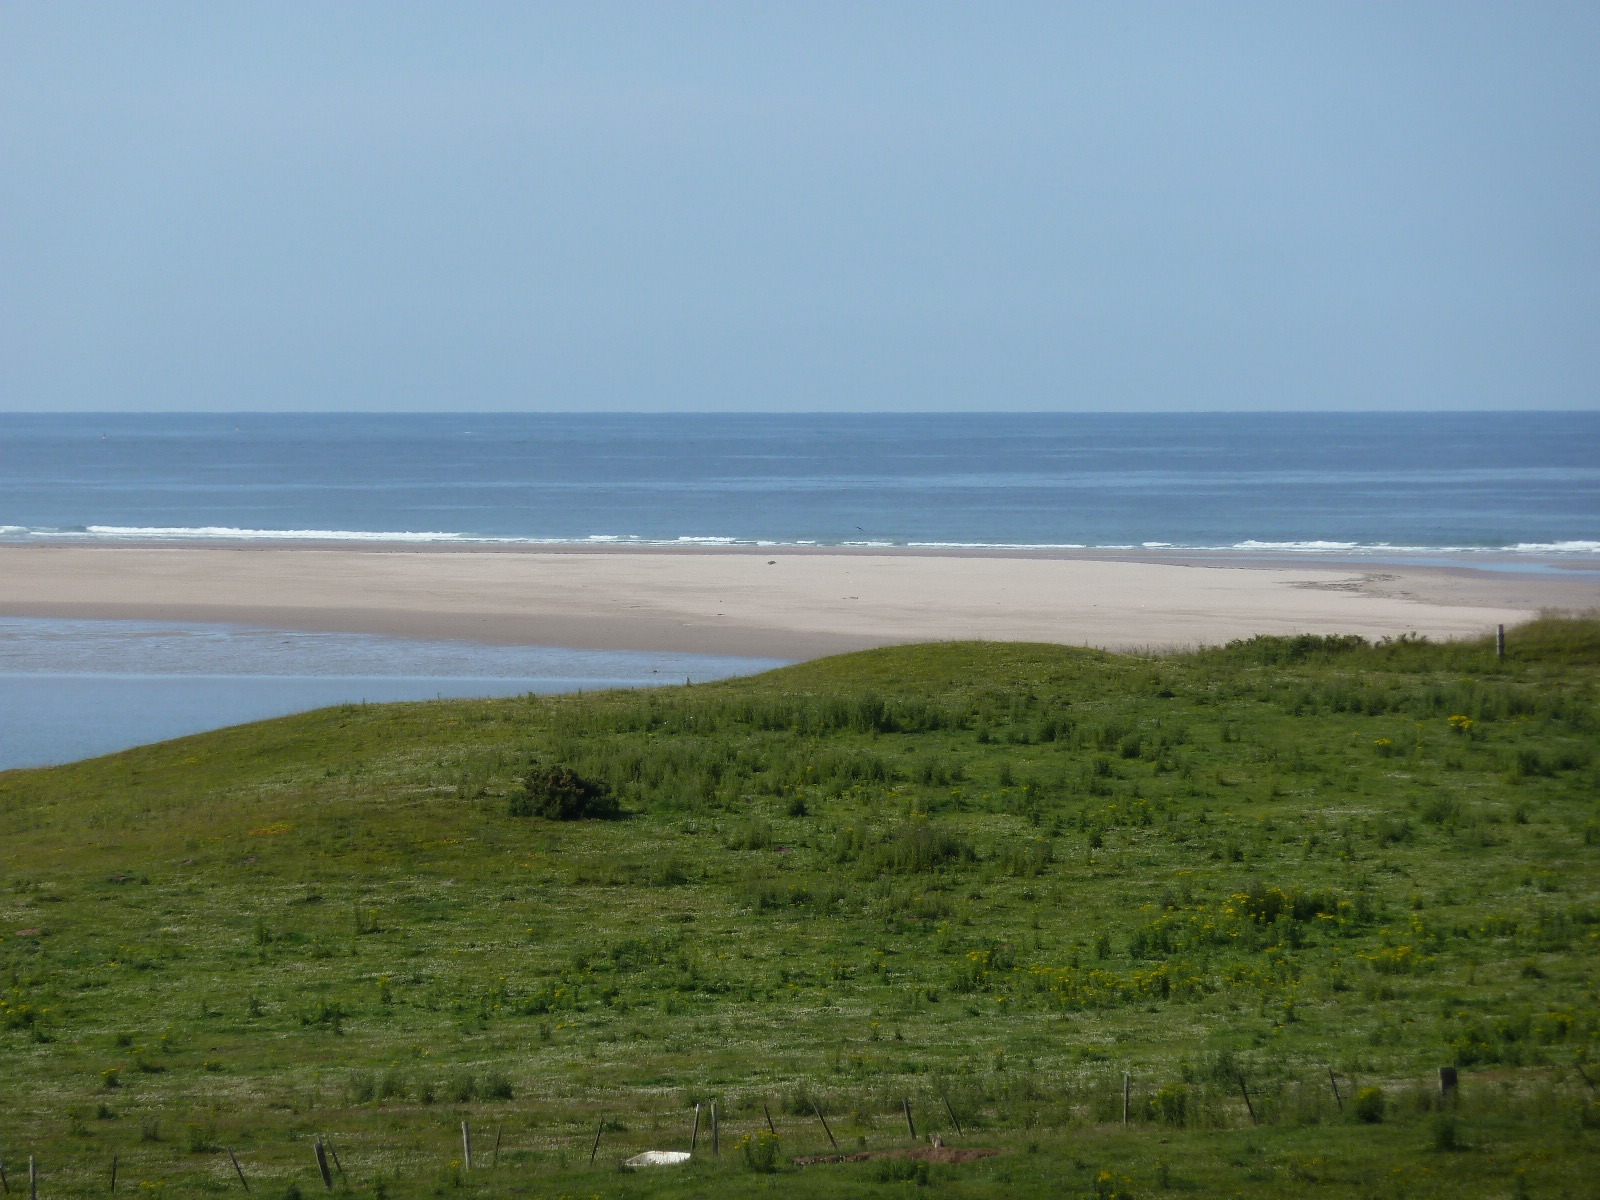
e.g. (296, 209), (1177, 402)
(2, 1), (1596, 412)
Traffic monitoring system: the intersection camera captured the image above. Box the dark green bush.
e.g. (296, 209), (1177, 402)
(1219, 633), (1369, 665)
(508, 763), (620, 820)
(741, 1130), (780, 1173)
(378, 1069), (408, 1100)
(1353, 1086), (1386, 1123)
(1237, 880), (1344, 923)
(1431, 1112), (1462, 1151)
(482, 1070), (514, 1100)
(1146, 1082), (1189, 1126)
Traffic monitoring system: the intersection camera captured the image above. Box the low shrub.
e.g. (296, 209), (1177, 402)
(1353, 1086), (1386, 1123)
(508, 764), (620, 820)
(378, 1069), (408, 1100)
(482, 1070), (514, 1100)
(740, 1130), (780, 1173)
(1431, 1112), (1462, 1151)
(1146, 1083), (1189, 1126)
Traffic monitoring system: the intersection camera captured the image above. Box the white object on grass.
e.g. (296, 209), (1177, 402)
(622, 1151), (692, 1167)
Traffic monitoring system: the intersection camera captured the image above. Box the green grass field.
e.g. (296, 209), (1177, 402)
(2, 618), (1598, 1199)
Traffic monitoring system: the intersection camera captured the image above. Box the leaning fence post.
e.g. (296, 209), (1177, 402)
(1328, 1067), (1343, 1111)
(763, 1102), (777, 1136)
(322, 1139), (345, 1181)
(690, 1103), (701, 1152)
(588, 1119), (604, 1167)
(810, 1098), (838, 1151)
(109, 1155), (118, 1195)
(313, 1140), (333, 1190)
(1237, 1075), (1258, 1125)
(227, 1148), (250, 1192)
(903, 1098), (916, 1140)
(491, 1126), (503, 1168)
(941, 1093), (962, 1135)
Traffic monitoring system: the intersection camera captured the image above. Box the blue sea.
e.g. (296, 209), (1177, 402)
(2, 411), (1597, 553)
(2, 412), (1596, 769)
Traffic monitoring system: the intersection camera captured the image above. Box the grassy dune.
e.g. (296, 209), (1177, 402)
(2, 619), (1598, 1198)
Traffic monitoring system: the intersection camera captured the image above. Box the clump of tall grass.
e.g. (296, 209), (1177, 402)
(1000, 836), (1054, 877)
(862, 821), (975, 874)
(727, 819), (774, 850)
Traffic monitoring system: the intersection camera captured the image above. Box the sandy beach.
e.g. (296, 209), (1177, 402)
(1, 544), (1590, 660)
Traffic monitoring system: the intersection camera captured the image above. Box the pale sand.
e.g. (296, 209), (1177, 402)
(2, 545), (1591, 660)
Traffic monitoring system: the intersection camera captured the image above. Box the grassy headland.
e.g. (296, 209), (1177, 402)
(2, 618), (1597, 1198)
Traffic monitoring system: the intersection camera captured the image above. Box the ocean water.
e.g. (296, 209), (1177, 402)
(3, 411), (1594, 768)
(1, 411), (1596, 554)
(0, 618), (788, 771)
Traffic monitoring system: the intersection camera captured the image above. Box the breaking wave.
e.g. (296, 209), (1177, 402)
(0, 525), (1594, 555)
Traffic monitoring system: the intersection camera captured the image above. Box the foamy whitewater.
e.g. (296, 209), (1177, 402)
(12, 528), (1600, 557)
(2, 412), (1596, 557)
(3, 411), (1594, 767)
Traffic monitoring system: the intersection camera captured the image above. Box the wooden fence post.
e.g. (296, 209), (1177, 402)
(690, 1103), (701, 1152)
(903, 1098), (916, 1141)
(28, 1157), (37, 1200)
(588, 1119), (604, 1167)
(227, 1148), (250, 1192)
(763, 1102), (777, 1136)
(322, 1139), (344, 1182)
(1122, 1073), (1131, 1125)
(313, 1140), (333, 1191)
(1328, 1067), (1343, 1111)
(711, 1102), (719, 1156)
(1237, 1075), (1258, 1126)
(1439, 1066), (1459, 1101)
(109, 1156), (118, 1195)
(461, 1121), (472, 1171)
(1496, 625), (1506, 659)
(810, 1099), (838, 1151)
(491, 1126), (503, 1169)
(941, 1093), (962, 1135)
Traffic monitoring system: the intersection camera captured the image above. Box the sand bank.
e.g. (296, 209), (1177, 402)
(3, 544), (1587, 660)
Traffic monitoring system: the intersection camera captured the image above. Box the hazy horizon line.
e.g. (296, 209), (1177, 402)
(5, 408), (1597, 418)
